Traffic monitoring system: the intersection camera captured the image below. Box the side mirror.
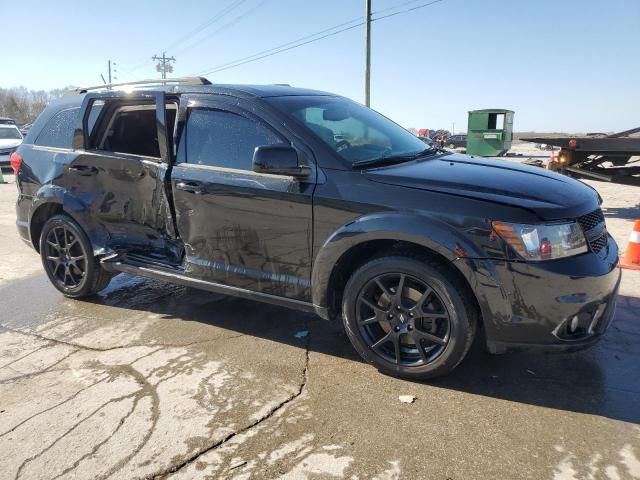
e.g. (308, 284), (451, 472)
(253, 145), (311, 177)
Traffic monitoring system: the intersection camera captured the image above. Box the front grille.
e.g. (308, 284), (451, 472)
(577, 208), (608, 253)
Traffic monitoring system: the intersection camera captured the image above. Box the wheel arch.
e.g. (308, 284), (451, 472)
(29, 185), (110, 255)
(311, 212), (486, 323)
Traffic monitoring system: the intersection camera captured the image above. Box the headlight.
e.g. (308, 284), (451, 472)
(492, 221), (588, 261)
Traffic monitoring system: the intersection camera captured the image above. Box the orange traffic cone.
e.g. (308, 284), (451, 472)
(620, 220), (640, 270)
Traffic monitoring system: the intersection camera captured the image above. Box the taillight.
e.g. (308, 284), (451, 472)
(9, 152), (22, 174)
(540, 238), (553, 260)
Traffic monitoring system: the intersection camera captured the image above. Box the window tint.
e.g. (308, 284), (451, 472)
(35, 108), (79, 148)
(185, 109), (283, 170)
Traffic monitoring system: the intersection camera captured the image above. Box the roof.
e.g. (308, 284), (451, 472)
(468, 109), (514, 114)
(200, 84), (335, 98)
(67, 77), (336, 99)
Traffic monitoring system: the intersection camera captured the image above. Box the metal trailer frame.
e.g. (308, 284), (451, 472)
(522, 127), (640, 183)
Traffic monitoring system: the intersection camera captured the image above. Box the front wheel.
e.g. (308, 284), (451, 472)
(342, 256), (476, 379)
(39, 214), (112, 298)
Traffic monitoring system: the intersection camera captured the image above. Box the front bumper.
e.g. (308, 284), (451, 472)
(465, 235), (621, 353)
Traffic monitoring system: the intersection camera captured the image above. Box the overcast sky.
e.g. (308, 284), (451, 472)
(3, 0), (639, 132)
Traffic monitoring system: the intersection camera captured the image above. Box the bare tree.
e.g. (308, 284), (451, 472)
(0, 86), (70, 125)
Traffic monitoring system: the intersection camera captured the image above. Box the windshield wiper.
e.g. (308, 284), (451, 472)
(351, 148), (437, 169)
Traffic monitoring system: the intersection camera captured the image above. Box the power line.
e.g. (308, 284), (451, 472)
(173, 0), (268, 57)
(193, 0), (444, 77)
(191, 0), (432, 76)
(121, 0), (429, 77)
(164, 0), (249, 53)
(119, 0), (249, 76)
(191, 17), (364, 76)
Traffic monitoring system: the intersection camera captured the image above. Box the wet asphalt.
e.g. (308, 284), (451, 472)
(0, 173), (639, 479)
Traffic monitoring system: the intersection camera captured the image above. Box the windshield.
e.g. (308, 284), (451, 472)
(267, 96), (429, 164)
(0, 127), (22, 140)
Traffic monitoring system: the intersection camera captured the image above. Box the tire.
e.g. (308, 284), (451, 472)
(448, 143), (455, 149)
(39, 214), (112, 298)
(342, 255), (476, 380)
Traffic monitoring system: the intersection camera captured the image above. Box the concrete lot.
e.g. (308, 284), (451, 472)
(0, 171), (639, 480)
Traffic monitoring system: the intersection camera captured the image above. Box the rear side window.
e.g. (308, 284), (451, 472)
(184, 109), (284, 171)
(34, 108), (79, 149)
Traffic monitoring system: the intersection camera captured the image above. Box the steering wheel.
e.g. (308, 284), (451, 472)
(335, 140), (351, 152)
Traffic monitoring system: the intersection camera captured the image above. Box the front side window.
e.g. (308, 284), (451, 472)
(0, 126), (22, 140)
(35, 108), (79, 148)
(267, 96), (428, 164)
(184, 109), (284, 170)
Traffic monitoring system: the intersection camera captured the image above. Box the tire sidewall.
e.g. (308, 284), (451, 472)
(342, 256), (473, 379)
(39, 215), (97, 298)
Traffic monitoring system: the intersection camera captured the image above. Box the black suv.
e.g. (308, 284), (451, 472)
(446, 135), (466, 149)
(12, 79), (620, 379)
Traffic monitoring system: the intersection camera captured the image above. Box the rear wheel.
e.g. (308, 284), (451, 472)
(39, 214), (112, 298)
(342, 255), (476, 379)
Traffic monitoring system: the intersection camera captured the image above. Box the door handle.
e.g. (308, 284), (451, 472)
(175, 181), (205, 194)
(68, 165), (98, 176)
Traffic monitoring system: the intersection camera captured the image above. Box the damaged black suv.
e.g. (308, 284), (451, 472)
(13, 78), (620, 379)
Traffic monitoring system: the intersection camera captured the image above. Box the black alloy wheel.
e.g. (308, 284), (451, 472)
(342, 255), (476, 379)
(356, 273), (450, 366)
(39, 214), (113, 298)
(44, 225), (87, 289)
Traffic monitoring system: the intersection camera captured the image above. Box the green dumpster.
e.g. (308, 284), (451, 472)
(466, 109), (514, 157)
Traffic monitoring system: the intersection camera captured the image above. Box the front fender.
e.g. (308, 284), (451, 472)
(311, 211), (490, 310)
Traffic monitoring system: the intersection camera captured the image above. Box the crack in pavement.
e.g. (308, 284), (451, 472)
(2, 313), (315, 478)
(0, 325), (248, 353)
(0, 343), (54, 370)
(148, 333), (312, 479)
(0, 348), (81, 384)
(12, 361), (161, 480)
(0, 376), (108, 437)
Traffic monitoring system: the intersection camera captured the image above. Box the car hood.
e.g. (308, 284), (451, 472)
(364, 153), (600, 220)
(0, 139), (22, 149)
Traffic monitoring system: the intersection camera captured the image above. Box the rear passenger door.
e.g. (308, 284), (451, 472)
(171, 96), (315, 301)
(67, 91), (178, 258)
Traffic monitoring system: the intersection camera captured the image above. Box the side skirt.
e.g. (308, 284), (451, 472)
(101, 259), (319, 315)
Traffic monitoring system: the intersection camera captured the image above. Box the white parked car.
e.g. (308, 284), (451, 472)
(0, 124), (23, 168)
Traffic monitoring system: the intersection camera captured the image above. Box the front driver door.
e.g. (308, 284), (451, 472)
(171, 96), (315, 302)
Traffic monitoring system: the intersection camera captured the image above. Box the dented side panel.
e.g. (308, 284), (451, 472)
(63, 151), (174, 252)
(171, 165), (314, 301)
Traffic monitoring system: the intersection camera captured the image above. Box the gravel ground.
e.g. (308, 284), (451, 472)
(0, 170), (638, 480)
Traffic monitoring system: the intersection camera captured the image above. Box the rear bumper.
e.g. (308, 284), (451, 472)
(16, 194), (33, 247)
(465, 235), (621, 353)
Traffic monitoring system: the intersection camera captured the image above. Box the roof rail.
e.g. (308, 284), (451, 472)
(65, 77), (212, 95)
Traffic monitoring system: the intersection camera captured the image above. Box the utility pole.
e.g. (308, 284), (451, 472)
(452, 122), (455, 135)
(152, 52), (176, 80)
(364, 0), (372, 107)
(106, 60), (117, 86)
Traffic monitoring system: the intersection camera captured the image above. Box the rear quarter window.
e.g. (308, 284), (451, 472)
(34, 108), (79, 149)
